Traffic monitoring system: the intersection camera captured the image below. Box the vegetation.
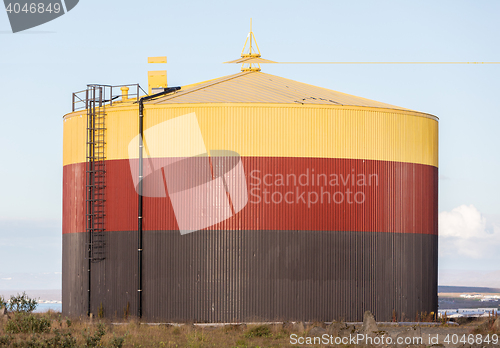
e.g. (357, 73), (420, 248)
(472, 315), (500, 335)
(0, 296), (7, 310)
(1, 293), (499, 347)
(7, 293), (37, 314)
(5, 313), (51, 334)
(0, 294), (126, 347)
(244, 325), (272, 338)
(0, 311), (295, 348)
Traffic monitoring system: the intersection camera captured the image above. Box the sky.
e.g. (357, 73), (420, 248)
(0, 0), (499, 289)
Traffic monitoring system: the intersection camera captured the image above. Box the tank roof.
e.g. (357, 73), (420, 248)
(149, 71), (412, 111)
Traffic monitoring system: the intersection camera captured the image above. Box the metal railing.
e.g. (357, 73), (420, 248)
(72, 84), (147, 112)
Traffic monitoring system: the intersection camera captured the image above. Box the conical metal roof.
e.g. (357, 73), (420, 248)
(149, 71), (412, 112)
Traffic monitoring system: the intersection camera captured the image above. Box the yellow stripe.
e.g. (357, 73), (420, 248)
(63, 103), (438, 167)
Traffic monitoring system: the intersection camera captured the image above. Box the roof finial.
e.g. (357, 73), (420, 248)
(249, 18), (254, 56)
(240, 18), (261, 72)
(223, 20), (277, 70)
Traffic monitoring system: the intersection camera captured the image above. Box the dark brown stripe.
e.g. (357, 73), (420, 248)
(62, 230), (438, 322)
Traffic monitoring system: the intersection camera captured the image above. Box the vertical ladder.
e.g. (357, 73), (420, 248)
(86, 85), (106, 262)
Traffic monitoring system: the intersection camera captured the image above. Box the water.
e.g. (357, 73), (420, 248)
(34, 303), (62, 313)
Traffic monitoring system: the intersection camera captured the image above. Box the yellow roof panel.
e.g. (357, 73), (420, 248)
(224, 57), (278, 64)
(148, 56), (167, 63)
(149, 71), (411, 111)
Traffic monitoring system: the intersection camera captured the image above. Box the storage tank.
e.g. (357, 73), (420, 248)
(62, 49), (438, 322)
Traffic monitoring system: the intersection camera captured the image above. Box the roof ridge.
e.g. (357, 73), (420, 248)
(149, 71), (253, 104)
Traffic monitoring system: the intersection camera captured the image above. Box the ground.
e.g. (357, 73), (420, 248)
(0, 310), (499, 347)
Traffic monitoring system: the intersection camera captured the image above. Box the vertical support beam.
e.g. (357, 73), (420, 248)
(86, 86), (93, 317)
(135, 86), (179, 319)
(137, 100), (144, 318)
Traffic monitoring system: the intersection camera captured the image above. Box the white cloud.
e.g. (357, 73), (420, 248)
(439, 205), (500, 259)
(439, 205), (486, 238)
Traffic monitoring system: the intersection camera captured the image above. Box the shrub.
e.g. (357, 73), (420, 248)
(244, 325), (272, 338)
(7, 292), (37, 313)
(0, 295), (7, 309)
(7, 334), (74, 348)
(5, 313), (51, 334)
(235, 338), (247, 347)
(82, 322), (106, 347)
(11, 336), (44, 348)
(44, 329), (77, 348)
(97, 303), (104, 319)
(0, 335), (12, 345)
(109, 333), (126, 348)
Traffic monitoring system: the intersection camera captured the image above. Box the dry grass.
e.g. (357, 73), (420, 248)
(2, 310), (499, 347)
(0, 311), (314, 347)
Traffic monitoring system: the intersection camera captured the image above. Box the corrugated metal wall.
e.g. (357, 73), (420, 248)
(63, 230), (437, 322)
(63, 158), (437, 234)
(62, 102), (438, 322)
(63, 105), (438, 167)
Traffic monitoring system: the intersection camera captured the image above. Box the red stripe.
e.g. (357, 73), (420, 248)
(63, 157), (437, 235)
(62, 163), (86, 235)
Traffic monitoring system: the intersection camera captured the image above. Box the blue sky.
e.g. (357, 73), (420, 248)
(0, 0), (499, 288)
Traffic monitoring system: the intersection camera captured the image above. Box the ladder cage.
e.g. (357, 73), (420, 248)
(85, 85), (108, 262)
(73, 84), (145, 262)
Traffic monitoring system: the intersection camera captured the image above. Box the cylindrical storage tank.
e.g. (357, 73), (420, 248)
(62, 71), (438, 322)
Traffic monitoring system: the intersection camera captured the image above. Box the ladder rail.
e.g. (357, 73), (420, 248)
(75, 83), (143, 316)
(86, 85), (107, 262)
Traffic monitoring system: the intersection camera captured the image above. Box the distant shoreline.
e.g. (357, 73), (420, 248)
(438, 286), (500, 294)
(0, 289), (61, 302)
